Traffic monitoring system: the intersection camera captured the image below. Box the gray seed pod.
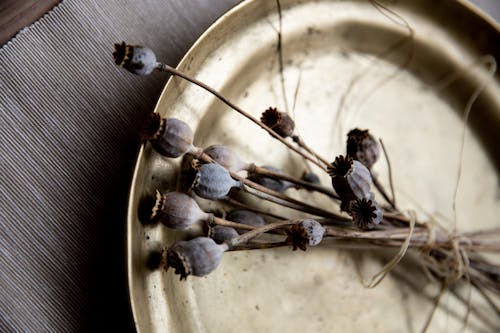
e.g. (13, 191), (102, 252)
(300, 219), (326, 246)
(151, 191), (209, 229)
(301, 171), (321, 185)
(346, 128), (380, 169)
(208, 225), (239, 244)
(287, 219), (325, 251)
(227, 210), (266, 235)
(248, 165), (294, 193)
(203, 144), (248, 172)
(348, 198), (383, 229)
(194, 163), (241, 200)
(327, 155), (372, 210)
(113, 42), (157, 76)
(165, 237), (228, 280)
(260, 107), (295, 138)
(141, 114), (194, 158)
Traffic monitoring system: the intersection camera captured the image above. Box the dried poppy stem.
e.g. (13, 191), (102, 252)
(222, 197), (289, 220)
(371, 172), (396, 209)
(194, 145), (338, 199)
(156, 63), (327, 171)
(323, 226), (500, 252)
(241, 183), (342, 221)
(228, 219), (302, 247)
(275, 0), (290, 114)
(248, 163), (340, 200)
(383, 212), (425, 227)
(234, 172), (349, 222)
(292, 135), (332, 168)
(379, 139), (396, 207)
(196, 150), (347, 221)
(211, 216), (255, 231)
(376, 239), (500, 253)
(213, 216), (288, 238)
(462, 226), (500, 238)
(228, 240), (290, 251)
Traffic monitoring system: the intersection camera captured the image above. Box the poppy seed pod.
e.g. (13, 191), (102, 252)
(194, 163), (242, 200)
(348, 198), (383, 229)
(208, 225), (239, 244)
(151, 191), (209, 228)
(260, 107), (295, 138)
(203, 144), (248, 172)
(327, 155), (372, 210)
(142, 114), (194, 158)
(227, 210), (266, 235)
(286, 219), (325, 251)
(247, 165), (294, 193)
(113, 42), (157, 76)
(346, 128), (380, 169)
(164, 237), (228, 280)
(301, 171), (321, 185)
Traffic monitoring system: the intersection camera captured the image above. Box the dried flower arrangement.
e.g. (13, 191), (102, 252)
(113, 2), (500, 330)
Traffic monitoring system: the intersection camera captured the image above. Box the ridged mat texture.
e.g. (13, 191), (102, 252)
(0, 0), (239, 331)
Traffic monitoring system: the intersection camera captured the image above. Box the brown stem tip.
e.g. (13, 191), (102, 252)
(346, 128), (380, 169)
(260, 107), (295, 138)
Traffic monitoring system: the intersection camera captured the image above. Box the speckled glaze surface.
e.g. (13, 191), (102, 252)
(127, 0), (500, 332)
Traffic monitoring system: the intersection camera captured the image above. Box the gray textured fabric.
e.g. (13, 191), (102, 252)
(0, 0), (238, 331)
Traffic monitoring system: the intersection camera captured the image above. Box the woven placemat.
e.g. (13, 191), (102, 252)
(0, 0), (238, 331)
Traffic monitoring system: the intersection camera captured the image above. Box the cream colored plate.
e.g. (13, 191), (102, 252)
(127, 1), (500, 332)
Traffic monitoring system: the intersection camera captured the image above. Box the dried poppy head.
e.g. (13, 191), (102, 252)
(227, 210), (266, 234)
(301, 171), (321, 185)
(203, 144), (248, 172)
(247, 165), (294, 193)
(164, 237), (228, 280)
(142, 115), (194, 158)
(194, 163), (242, 200)
(286, 219), (325, 251)
(113, 42), (157, 76)
(348, 198), (383, 229)
(150, 191), (210, 229)
(327, 155), (372, 210)
(260, 107), (295, 138)
(208, 225), (239, 244)
(346, 128), (380, 169)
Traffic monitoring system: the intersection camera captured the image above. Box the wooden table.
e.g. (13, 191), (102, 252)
(0, 0), (60, 45)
